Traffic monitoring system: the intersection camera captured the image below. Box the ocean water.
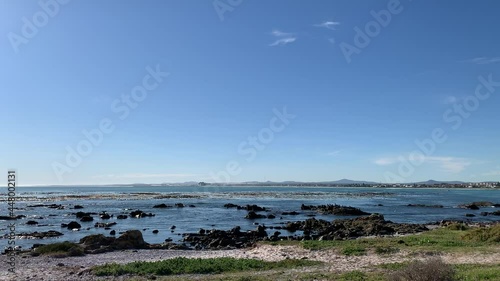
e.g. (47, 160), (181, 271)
(1, 186), (499, 249)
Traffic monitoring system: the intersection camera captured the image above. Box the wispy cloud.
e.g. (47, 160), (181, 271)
(271, 30), (292, 37)
(426, 157), (470, 173)
(327, 150), (342, 156)
(374, 157), (398, 165)
(461, 57), (500, 65)
(269, 29), (297, 47)
(270, 38), (296, 46)
(93, 173), (200, 179)
(314, 21), (340, 30)
(374, 156), (471, 173)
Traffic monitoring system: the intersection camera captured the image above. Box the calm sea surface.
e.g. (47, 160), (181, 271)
(1, 186), (499, 249)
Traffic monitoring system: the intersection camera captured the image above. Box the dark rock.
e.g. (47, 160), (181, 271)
(256, 225), (267, 237)
(224, 203), (239, 208)
(189, 205), (196, 208)
(245, 211), (266, 219)
(300, 204), (369, 216)
(99, 213), (111, 220)
(80, 216), (94, 222)
(130, 210), (155, 218)
(171, 225), (176, 230)
(224, 203), (267, 212)
(0, 215), (25, 220)
(16, 230), (63, 239)
(113, 230), (148, 250)
(26, 220), (38, 225)
(75, 212), (91, 219)
(109, 230), (116, 235)
(282, 211), (300, 215)
(153, 203), (171, 208)
(152, 230), (159, 234)
(267, 214), (276, 219)
(67, 221), (81, 230)
(408, 204), (444, 208)
(284, 214), (427, 240)
(465, 213), (475, 217)
(242, 205), (267, 212)
(94, 222), (116, 228)
(175, 203), (185, 208)
(28, 204), (62, 209)
(80, 234), (115, 252)
(459, 204), (480, 210)
(117, 215), (128, 219)
(73, 205), (84, 209)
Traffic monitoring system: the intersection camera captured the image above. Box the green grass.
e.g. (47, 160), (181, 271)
(378, 262), (500, 281)
(455, 264), (500, 280)
(92, 257), (321, 276)
(462, 225), (500, 243)
(278, 225), (500, 254)
(34, 241), (84, 257)
(110, 263), (499, 281)
(341, 245), (366, 256)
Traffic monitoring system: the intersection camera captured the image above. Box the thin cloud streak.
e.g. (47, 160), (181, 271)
(374, 156), (471, 173)
(461, 57), (500, 65)
(269, 29), (297, 47)
(314, 21), (340, 30)
(327, 150), (342, 156)
(269, 37), (296, 46)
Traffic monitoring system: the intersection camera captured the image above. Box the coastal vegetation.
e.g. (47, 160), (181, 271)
(88, 224), (500, 280)
(90, 260), (500, 280)
(92, 257), (320, 276)
(33, 241), (84, 257)
(271, 223), (500, 254)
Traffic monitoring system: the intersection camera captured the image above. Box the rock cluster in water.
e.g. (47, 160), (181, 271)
(300, 204), (370, 216)
(175, 214), (428, 250)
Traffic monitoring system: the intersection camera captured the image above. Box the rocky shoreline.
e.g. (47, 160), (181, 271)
(2, 201), (499, 252)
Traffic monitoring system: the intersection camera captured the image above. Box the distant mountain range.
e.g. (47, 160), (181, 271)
(31, 179), (496, 188)
(240, 179), (379, 185)
(413, 180), (465, 185)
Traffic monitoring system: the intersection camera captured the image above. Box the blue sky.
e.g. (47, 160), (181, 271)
(1, 0), (499, 185)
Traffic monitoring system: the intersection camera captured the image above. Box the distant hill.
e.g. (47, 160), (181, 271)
(414, 180), (465, 185)
(238, 179), (378, 185)
(319, 179), (379, 185)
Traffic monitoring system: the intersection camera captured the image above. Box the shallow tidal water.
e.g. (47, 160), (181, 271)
(1, 186), (499, 249)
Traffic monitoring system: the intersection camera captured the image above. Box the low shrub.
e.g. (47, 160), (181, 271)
(34, 241), (84, 257)
(388, 258), (455, 281)
(461, 224), (500, 243)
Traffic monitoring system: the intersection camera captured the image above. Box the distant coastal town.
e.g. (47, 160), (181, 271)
(196, 180), (500, 189)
